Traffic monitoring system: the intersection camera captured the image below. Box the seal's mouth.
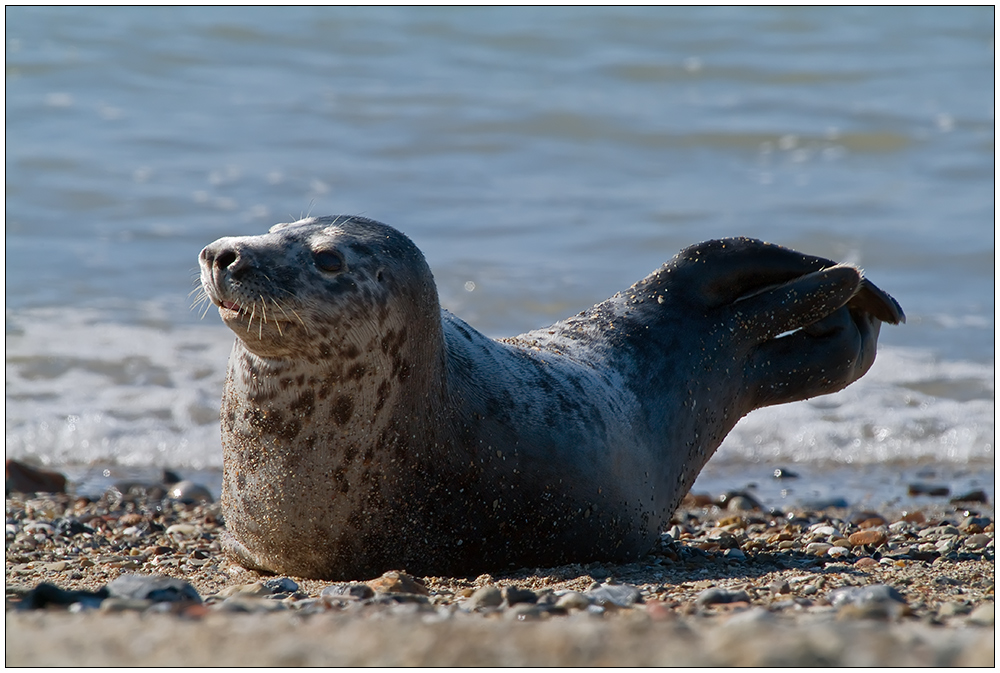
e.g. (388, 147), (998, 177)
(221, 300), (242, 313)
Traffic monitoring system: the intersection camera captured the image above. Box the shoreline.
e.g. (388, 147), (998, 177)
(5, 486), (994, 666)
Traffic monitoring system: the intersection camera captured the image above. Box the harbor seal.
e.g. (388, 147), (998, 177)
(199, 215), (904, 580)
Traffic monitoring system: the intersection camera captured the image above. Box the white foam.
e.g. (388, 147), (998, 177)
(718, 347), (994, 465)
(5, 308), (994, 469)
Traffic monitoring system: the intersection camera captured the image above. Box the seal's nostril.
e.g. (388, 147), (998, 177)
(216, 250), (237, 270)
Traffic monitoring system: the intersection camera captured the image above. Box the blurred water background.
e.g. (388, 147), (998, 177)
(6, 7), (994, 508)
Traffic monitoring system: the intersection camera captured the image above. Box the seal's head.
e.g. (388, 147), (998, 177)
(199, 216), (440, 361)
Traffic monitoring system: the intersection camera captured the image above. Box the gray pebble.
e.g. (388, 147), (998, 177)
(968, 603), (994, 626)
(555, 591), (592, 611)
(107, 574), (201, 604)
(696, 587), (751, 608)
(586, 582), (642, 608)
(168, 480), (214, 504)
(768, 579), (791, 596)
(320, 583), (374, 601)
(502, 585), (537, 606)
(262, 577), (299, 594)
(464, 585), (502, 610)
(828, 584), (908, 620)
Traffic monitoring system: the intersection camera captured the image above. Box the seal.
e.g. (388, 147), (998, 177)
(199, 215), (904, 580)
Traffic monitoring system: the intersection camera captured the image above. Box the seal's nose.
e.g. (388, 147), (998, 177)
(200, 242), (238, 271)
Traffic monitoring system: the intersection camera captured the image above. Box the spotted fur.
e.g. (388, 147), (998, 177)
(199, 216), (903, 580)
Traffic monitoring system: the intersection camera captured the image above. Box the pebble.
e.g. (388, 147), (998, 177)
(696, 587), (751, 608)
(366, 570), (429, 596)
(967, 603), (994, 626)
(502, 585), (537, 605)
(464, 585), (503, 610)
(586, 583), (642, 608)
(168, 480), (214, 504)
(828, 584), (909, 620)
(107, 574), (202, 604)
(963, 534), (991, 550)
(848, 530), (887, 547)
(555, 591), (592, 611)
(320, 583), (375, 601)
(262, 577), (299, 594)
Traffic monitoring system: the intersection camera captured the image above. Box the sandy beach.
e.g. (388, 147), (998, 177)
(5, 486), (994, 667)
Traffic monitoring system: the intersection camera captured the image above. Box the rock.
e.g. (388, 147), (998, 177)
(828, 584), (909, 620)
(213, 582), (272, 599)
(555, 591), (592, 611)
(907, 483), (950, 497)
(262, 577), (299, 594)
(586, 582), (642, 608)
(968, 603), (994, 626)
(768, 579), (791, 596)
(320, 583), (375, 601)
(106, 574), (201, 604)
(808, 524), (838, 537)
(168, 480), (214, 504)
(501, 586), (537, 606)
(695, 587), (751, 608)
(801, 497), (849, 510)
(5, 459), (67, 494)
(366, 570), (429, 596)
(18, 583), (108, 610)
(964, 534), (991, 550)
(936, 601), (971, 618)
(718, 491), (762, 511)
(901, 510), (926, 523)
(919, 525), (961, 539)
(848, 530), (887, 547)
(464, 585), (502, 610)
(805, 542), (832, 556)
(723, 548), (746, 560)
(165, 523), (198, 537)
(950, 490), (989, 504)
(99, 598), (155, 613)
(772, 467), (799, 479)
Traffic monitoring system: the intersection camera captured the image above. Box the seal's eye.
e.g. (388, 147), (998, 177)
(314, 250), (344, 273)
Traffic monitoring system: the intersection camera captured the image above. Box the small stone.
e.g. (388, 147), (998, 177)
(696, 587), (750, 608)
(99, 597), (154, 613)
(857, 516), (887, 529)
(848, 530), (887, 547)
(5, 459), (67, 494)
(555, 591), (591, 610)
(725, 495), (758, 512)
(723, 548), (746, 560)
(805, 542), (832, 556)
(18, 583), (108, 610)
(919, 525), (961, 538)
(464, 585), (502, 610)
(968, 603), (995, 626)
(828, 584), (908, 620)
(768, 579), (790, 596)
(808, 524), (838, 537)
(366, 570), (429, 596)
(854, 557), (879, 569)
(964, 533), (991, 550)
(501, 585), (537, 606)
(950, 489), (988, 504)
(168, 480), (214, 504)
(900, 510), (926, 523)
(321, 583), (374, 601)
(936, 601), (971, 618)
(165, 523), (197, 537)
(587, 582), (642, 608)
(262, 577), (299, 594)
(107, 574), (201, 604)
(42, 561), (69, 572)
(772, 467), (798, 479)
(907, 483), (950, 497)
(827, 546), (851, 558)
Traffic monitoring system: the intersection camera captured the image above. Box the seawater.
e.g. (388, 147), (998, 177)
(6, 7), (994, 505)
